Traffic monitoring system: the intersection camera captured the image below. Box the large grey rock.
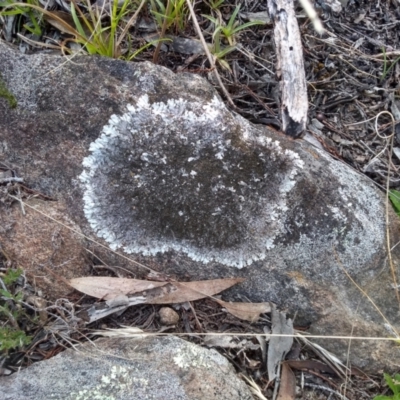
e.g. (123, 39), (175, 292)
(1, 40), (400, 371)
(0, 336), (253, 400)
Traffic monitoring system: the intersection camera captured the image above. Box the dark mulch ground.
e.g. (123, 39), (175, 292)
(1, 0), (400, 399)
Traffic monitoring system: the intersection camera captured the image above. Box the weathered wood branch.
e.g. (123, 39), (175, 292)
(268, 0), (308, 138)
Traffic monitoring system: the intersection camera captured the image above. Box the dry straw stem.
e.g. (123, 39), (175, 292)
(82, 330), (400, 341)
(116, 0), (147, 49)
(8, 195), (400, 343)
(240, 374), (268, 400)
(298, 0), (323, 34)
(184, 0), (236, 110)
(376, 111), (400, 306)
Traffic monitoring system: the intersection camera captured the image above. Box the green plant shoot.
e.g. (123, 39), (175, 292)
(203, 5), (264, 46)
(389, 189), (400, 217)
(374, 373), (400, 400)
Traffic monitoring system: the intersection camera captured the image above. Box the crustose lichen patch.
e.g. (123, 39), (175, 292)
(80, 95), (304, 268)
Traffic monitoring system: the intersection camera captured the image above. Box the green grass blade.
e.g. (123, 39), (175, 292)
(384, 373), (399, 395)
(216, 45), (236, 58)
(70, 2), (87, 38)
(231, 20), (264, 34)
(227, 4), (240, 30)
(389, 190), (400, 216)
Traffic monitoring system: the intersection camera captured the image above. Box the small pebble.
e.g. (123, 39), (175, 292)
(159, 307), (179, 326)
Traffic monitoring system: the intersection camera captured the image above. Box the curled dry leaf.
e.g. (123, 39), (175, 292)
(43, 11), (80, 36)
(216, 299), (271, 322)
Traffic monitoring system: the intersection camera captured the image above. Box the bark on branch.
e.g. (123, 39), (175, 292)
(268, 0), (308, 138)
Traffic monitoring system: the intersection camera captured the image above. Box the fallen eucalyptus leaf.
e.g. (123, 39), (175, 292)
(70, 276), (245, 304)
(153, 278), (245, 304)
(277, 362), (296, 400)
(267, 305), (293, 382)
(69, 276), (167, 300)
(216, 299), (271, 322)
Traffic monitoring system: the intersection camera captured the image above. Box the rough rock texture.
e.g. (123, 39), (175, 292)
(0, 336), (253, 400)
(1, 40), (400, 371)
(0, 198), (89, 299)
(79, 94), (305, 267)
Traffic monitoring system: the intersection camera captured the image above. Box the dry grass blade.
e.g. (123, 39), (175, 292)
(296, 332), (350, 379)
(240, 374), (268, 400)
(185, 0), (237, 109)
(116, 0), (147, 49)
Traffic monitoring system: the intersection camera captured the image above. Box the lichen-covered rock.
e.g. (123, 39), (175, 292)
(1, 40), (400, 371)
(0, 336), (253, 400)
(80, 94), (304, 268)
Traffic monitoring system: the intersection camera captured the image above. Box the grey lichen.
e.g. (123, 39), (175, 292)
(80, 95), (304, 268)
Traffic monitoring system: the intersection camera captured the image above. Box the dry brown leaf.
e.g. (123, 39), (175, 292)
(147, 278), (245, 304)
(70, 276), (244, 304)
(43, 11), (82, 37)
(69, 277), (166, 300)
(216, 299), (271, 322)
(277, 363), (296, 400)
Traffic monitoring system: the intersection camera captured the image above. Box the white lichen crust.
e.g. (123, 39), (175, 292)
(80, 95), (304, 268)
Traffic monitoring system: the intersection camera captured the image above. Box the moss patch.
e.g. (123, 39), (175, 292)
(0, 72), (17, 108)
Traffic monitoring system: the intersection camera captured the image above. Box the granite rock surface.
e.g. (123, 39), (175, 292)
(0, 336), (253, 400)
(1, 40), (400, 371)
